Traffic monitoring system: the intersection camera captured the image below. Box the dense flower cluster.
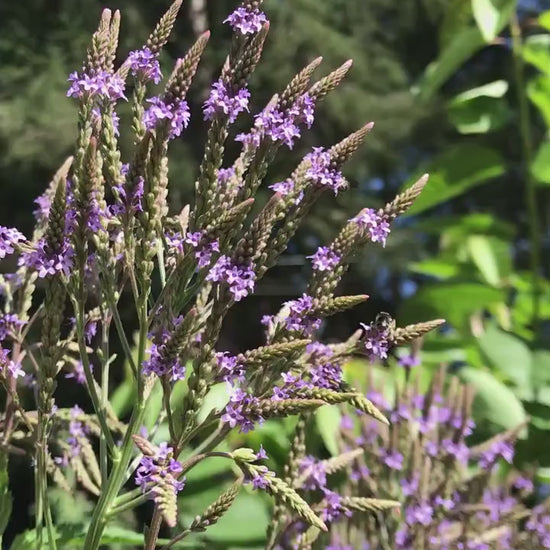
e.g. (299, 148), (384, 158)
(126, 47), (162, 83)
(67, 70), (126, 101)
(360, 320), (392, 362)
(184, 231), (220, 268)
(206, 255), (255, 301)
(308, 246), (341, 271)
(203, 79), (250, 123)
(221, 388), (262, 433)
(142, 329), (186, 382)
(135, 442), (185, 498)
(143, 96), (190, 139)
(0, 226), (26, 259)
(305, 147), (347, 194)
(0, 313), (26, 342)
(351, 208), (391, 246)
(224, 6), (268, 34)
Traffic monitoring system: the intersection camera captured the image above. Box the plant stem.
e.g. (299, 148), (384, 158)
(100, 311), (112, 485)
(510, 13), (543, 331)
(144, 505), (163, 550)
(83, 295), (149, 550)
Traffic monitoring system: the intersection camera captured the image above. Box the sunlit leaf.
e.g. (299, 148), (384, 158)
(472, 0), (518, 42)
(402, 144), (505, 216)
(315, 405), (342, 456)
(458, 367), (528, 437)
(531, 140), (550, 185)
(540, 10), (550, 31)
(522, 34), (550, 75)
(527, 75), (550, 129)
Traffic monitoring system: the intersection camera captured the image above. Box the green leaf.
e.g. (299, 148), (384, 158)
(536, 467), (550, 483)
(402, 144), (506, 216)
(409, 259), (462, 279)
(532, 350), (550, 400)
(416, 26), (485, 101)
(0, 458), (12, 537)
(531, 140), (550, 185)
(472, 0), (518, 42)
(448, 96), (510, 134)
(466, 235), (511, 285)
(197, 491), (269, 543)
(540, 10), (550, 31)
(458, 367), (527, 436)
(476, 324), (533, 397)
(399, 283), (504, 328)
(315, 405), (342, 456)
(527, 75), (550, 129)
(522, 34), (550, 75)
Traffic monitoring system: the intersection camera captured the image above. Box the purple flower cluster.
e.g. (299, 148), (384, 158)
(216, 352), (245, 384)
(0, 347), (24, 379)
(360, 321), (391, 362)
(206, 255), (255, 301)
(142, 340), (186, 382)
(67, 405), (87, 457)
(184, 231), (220, 268)
(224, 6), (268, 34)
(143, 96), (190, 139)
(135, 442), (185, 497)
(221, 387), (262, 433)
(299, 455), (327, 490)
(110, 178), (144, 217)
(307, 246), (341, 271)
(0, 314), (26, 342)
(0, 226), (26, 259)
(478, 439), (514, 469)
(351, 208), (391, 246)
(237, 94), (315, 150)
(65, 361), (88, 385)
(203, 79), (250, 123)
(526, 505), (550, 547)
(67, 70), (126, 101)
(305, 147), (347, 195)
(127, 47), (162, 83)
(20, 238), (75, 278)
(284, 294), (321, 335)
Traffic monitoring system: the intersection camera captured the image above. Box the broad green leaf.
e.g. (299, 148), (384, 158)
(448, 96), (510, 134)
(527, 75), (550, 128)
(197, 491), (269, 543)
(413, 213), (515, 239)
(532, 350), (550, 399)
(409, 259), (462, 279)
(458, 367), (527, 436)
(536, 467), (550, 483)
(416, 27), (485, 101)
(472, 0), (518, 42)
(522, 34), (550, 75)
(476, 324), (533, 396)
(401, 145), (505, 216)
(399, 283), (504, 329)
(524, 401), (550, 430)
(451, 80), (509, 101)
(439, 0), (474, 48)
(315, 404), (342, 456)
(198, 382), (230, 423)
(540, 10), (550, 31)
(531, 140), (550, 185)
(466, 235), (511, 285)
(0, 457), (12, 537)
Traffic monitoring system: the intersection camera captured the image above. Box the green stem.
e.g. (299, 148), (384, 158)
(511, 14), (543, 331)
(83, 296), (149, 550)
(43, 489), (58, 550)
(100, 312), (111, 485)
(144, 505), (163, 550)
(109, 490), (150, 516)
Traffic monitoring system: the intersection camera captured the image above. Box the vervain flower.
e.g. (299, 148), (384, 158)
(305, 147), (346, 194)
(203, 79), (250, 123)
(224, 6), (268, 35)
(127, 47), (162, 83)
(206, 255), (255, 301)
(308, 246), (341, 271)
(352, 208), (391, 246)
(143, 96), (190, 139)
(67, 70), (126, 101)
(0, 226), (26, 259)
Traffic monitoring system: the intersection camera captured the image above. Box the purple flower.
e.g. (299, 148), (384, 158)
(127, 47), (162, 83)
(351, 208), (391, 246)
(184, 231), (220, 268)
(111, 178), (144, 216)
(299, 456), (327, 491)
(215, 352), (245, 384)
(398, 354), (420, 369)
(203, 79), (250, 123)
(479, 439), (514, 469)
(143, 96), (190, 139)
(321, 489), (349, 522)
(221, 388), (263, 433)
(268, 179), (303, 205)
(0, 314), (26, 342)
(217, 167), (236, 186)
(283, 294), (321, 335)
(360, 322), (391, 362)
(400, 476), (419, 498)
(67, 70), (126, 101)
(256, 445), (268, 460)
(206, 255), (255, 302)
(65, 361), (89, 385)
(307, 246), (341, 271)
(0, 226), (26, 259)
(310, 362), (342, 390)
(441, 438), (469, 465)
(135, 442), (185, 499)
(383, 450), (403, 470)
(305, 147), (346, 194)
(19, 238), (74, 278)
(224, 6), (268, 34)
(405, 501), (433, 526)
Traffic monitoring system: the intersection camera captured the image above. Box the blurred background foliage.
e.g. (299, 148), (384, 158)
(2, 0), (550, 547)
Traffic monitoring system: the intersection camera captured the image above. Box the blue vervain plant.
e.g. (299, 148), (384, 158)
(0, 2), (546, 549)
